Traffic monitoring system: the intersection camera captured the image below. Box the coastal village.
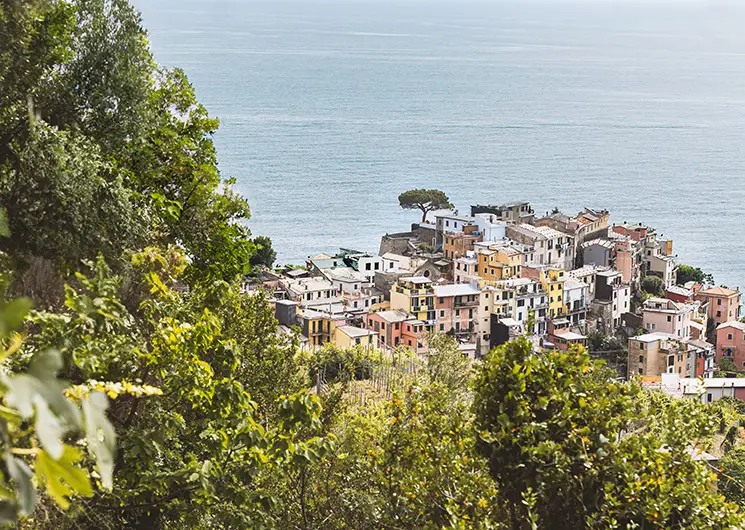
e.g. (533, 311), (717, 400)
(246, 198), (744, 404)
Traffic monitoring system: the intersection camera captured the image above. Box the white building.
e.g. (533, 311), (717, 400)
(660, 374), (745, 404)
(320, 267), (372, 294)
(282, 277), (341, 308)
(505, 224), (574, 270)
(434, 212), (475, 246)
(473, 213), (507, 242)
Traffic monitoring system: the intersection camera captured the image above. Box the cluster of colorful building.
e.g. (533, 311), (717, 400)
(249, 200), (743, 401)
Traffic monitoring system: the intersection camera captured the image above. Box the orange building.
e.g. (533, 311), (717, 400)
(443, 224), (481, 259)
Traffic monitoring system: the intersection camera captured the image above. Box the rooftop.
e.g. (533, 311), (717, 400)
(337, 325), (376, 338)
(563, 277), (586, 290)
(698, 286), (740, 297)
(717, 321), (745, 332)
(321, 267), (368, 283)
(554, 330), (586, 341)
(284, 277), (336, 293)
(666, 285), (692, 297)
(400, 276), (431, 285)
(375, 310), (415, 323)
(630, 332), (679, 343)
(433, 284), (481, 297)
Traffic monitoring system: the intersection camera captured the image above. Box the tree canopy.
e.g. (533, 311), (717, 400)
(398, 189), (453, 223)
(677, 264), (714, 286)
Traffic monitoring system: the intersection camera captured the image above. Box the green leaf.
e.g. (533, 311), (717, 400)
(35, 398), (65, 460)
(0, 298), (32, 335)
(35, 447), (93, 510)
(5, 454), (36, 515)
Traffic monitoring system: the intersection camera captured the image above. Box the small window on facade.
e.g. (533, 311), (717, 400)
(639, 355), (644, 363)
(707, 393), (713, 403)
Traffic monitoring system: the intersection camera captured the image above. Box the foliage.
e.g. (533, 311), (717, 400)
(398, 189), (453, 223)
(0, 285), (116, 524)
(677, 264), (714, 286)
(0, 0), (255, 293)
(17, 249), (329, 529)
(641, 275), (665, 297)
(714, 357), (745, 378)
(250, 235), (277, 269)
(425, 332), (473, 397)
(719, 446), (745, 507)
(473, 336), (744, 529)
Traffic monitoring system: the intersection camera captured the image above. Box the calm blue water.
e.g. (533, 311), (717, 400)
(135, 0), (744, 290)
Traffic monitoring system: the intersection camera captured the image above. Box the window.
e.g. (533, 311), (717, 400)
(353, 284), (358, 290)
(395, 323), (400, 330)
(667, 315), (671, 322)
(455, 309), (460, 317)
(353, 301), (358, 308)
(374, 262), (380, 270)
(639, 355), (644, 363)
(408, 340), (412, 346)
(381, 322), (385, 330)
(389, 262), (394, 269)
(716, 311), (722, 318)
(638, 368), (643, 374)
(355, 338), (361, 345)
(445, 220), (449, 227)
(439, 310), (445, 317)
(439, 324), (444, 331)
(729, 333), (734, 341)
(718, 298), (722, 306)
(707, 393), (712, 403)
(469, 309), (473, 318)
(365, 263), (371, 271)
(438, 297), (444, 304)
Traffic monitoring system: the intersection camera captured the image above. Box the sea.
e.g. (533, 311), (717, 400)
(134, 0), (744, 291)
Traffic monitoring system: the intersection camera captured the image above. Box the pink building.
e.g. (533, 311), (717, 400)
(366, 310), (426, 352)
(695, 287), (742, 327)
(665, 285), (693, 304)
(716, 322), (745, 371)
(612, 223), (649, 243)
(642, 297), (692, 340)
(433, 284), (481, 339)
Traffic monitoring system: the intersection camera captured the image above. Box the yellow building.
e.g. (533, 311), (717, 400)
(390, 276), (435, 328)
(539, 268), (566, 319)
(477, 249), (503, 281)
(477, 246), (524, 281)
(334, 325), (378, 348)
(300, 310), (334, 348)
(496, 247), (524, 278)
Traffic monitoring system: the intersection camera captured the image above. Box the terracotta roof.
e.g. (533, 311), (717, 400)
(698, 286), (740, 297)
